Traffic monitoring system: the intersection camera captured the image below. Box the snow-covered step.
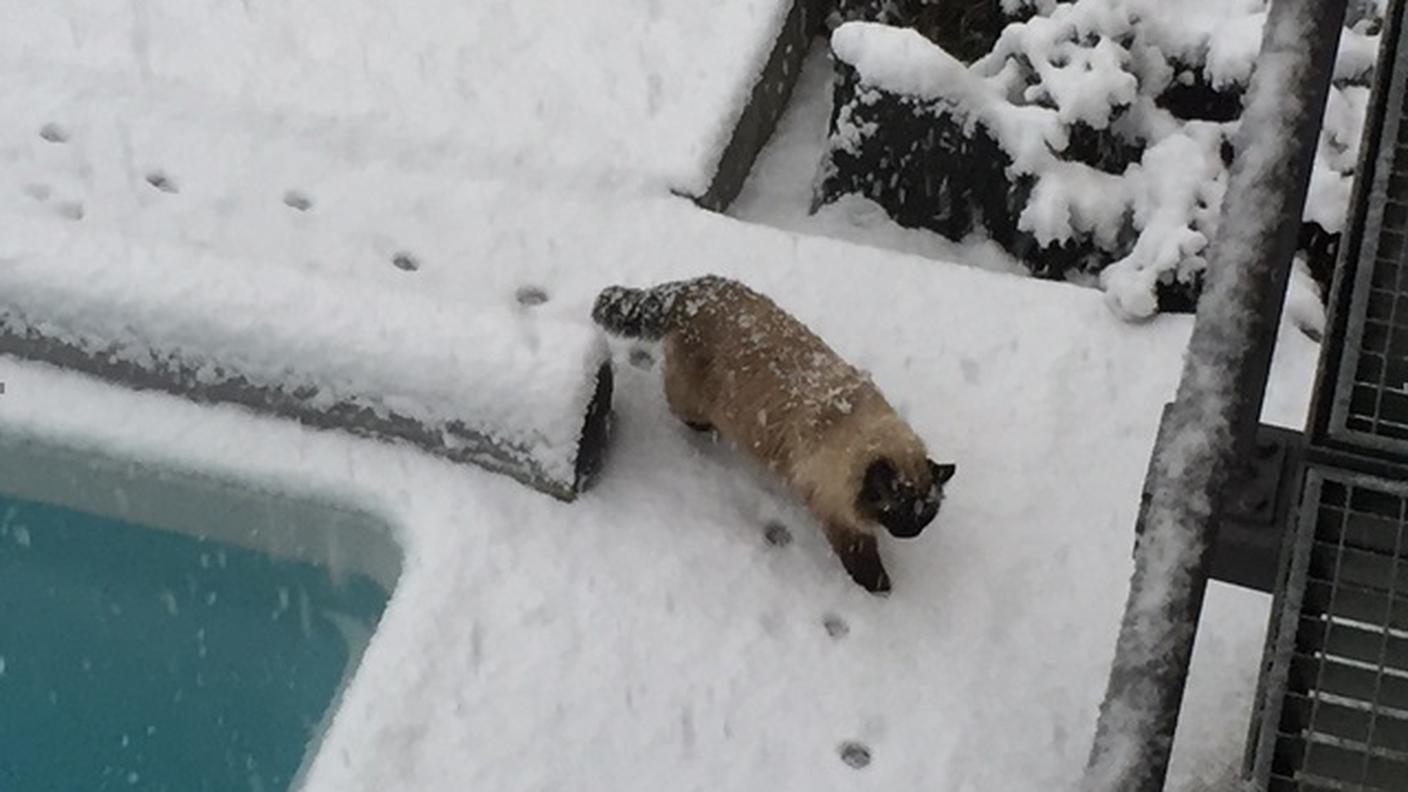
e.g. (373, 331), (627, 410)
(0, 214), (613, 500)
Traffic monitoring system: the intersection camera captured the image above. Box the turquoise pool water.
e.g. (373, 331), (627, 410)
(0, 494), (390, 792)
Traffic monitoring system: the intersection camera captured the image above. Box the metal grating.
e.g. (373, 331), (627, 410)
(1246, 3), (1408, 788)
(1266, 469), (1408, 791)
(1327, 1), (1408, 456)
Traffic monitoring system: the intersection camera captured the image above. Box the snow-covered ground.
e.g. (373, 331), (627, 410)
(0, 219), (1319, 790)
(0, 1), (1327, 790)
(0, 0), (787, 194)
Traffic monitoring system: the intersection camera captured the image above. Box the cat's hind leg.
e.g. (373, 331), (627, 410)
(662, 340), (714, 433)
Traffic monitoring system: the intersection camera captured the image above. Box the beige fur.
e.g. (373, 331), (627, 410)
(632, 276), (940, 591)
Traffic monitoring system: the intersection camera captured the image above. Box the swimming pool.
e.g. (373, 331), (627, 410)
(0, 433), (401, 792)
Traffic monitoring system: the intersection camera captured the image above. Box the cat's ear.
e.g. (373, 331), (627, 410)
(928, 459), (956, 485)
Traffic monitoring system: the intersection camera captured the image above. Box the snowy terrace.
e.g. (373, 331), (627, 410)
(0, 1), (1325, 790)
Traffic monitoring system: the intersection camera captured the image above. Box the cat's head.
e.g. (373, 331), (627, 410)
(857, 457), (956, 538)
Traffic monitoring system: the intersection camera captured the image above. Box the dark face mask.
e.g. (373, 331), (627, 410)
(858, 458), (956, 539)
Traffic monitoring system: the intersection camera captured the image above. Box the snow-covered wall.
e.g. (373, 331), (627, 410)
(0, 215), (613, 500)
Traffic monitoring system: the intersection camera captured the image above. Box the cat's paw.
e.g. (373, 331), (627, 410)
(840, 540), (891, 595)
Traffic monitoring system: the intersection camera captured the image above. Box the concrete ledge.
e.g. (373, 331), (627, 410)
(0, 320), (613, 501)
(694, 0), (831, 211)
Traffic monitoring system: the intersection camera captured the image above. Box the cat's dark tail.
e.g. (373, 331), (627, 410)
(591, 275), (725, 340)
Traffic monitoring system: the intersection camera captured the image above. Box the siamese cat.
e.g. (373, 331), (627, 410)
(592, 274), (955, 593)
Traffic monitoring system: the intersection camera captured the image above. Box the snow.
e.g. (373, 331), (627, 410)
(0, 1), (1329, 790)
(1306, 83), (1371, 233)
(983, 9), (1140, 129)
(826, 1), (1374, 335)
(1086, 0), (1340, 785)
(1286, 256), (1328, 341)
(0, 214), (607, 488)
(831, 22), (1068, 175)
(831, 22), (973, 100)
(1020, 161), (1132, 249)
(0, 0), (791, 195)
(0, 205), (1319, 790)
(729, 42), (1029, 278)
(1100, 132), (1226, 321)
(830, 18), (1233, 317)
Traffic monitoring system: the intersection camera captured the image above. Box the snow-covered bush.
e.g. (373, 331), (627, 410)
(833, 0), (1018, 63)
(815, 0), (1385, 321)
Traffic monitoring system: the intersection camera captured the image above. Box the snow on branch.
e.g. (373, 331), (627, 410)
(818, 0), (1379, 322)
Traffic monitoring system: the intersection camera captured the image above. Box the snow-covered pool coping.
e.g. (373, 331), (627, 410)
(0, 428), (401, 593)
(0, 418), (402, 791)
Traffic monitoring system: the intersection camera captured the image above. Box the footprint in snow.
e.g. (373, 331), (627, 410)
(145, 171), (178, 193)
(838, 741), (871, 769)
(283, 190), (314, 211)
(515, 285), (549, 307)
(763, 520), (792, 548)
(628, 347), (655, 370)
(392, 252), (421, 272)
(39, 123), (68, 143)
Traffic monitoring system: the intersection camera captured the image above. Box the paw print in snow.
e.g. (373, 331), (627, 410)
(763, 521), (792, 547)
(838, 741), (871, 769)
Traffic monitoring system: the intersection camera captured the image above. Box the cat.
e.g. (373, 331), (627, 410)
(593, 274), (955, 593)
